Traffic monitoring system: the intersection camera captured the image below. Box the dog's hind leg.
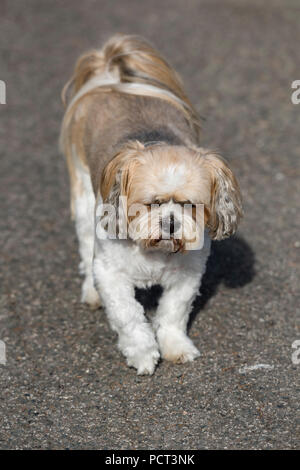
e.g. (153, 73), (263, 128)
(73, 158), (101, 309)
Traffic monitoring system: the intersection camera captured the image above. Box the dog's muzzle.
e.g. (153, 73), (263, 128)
(161, 214), (181, 239)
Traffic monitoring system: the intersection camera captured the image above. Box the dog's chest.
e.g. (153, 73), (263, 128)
(129, 250), (173, 288)
(97, 237), (210, 289)
(120, 245), (180, 288)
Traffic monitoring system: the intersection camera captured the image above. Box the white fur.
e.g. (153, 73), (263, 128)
(93, 224), (210, 374)
(113, 82), (190, 112)
(162, 164), (186, 191)
(72, 148), (101, 308)
(63, 37), (242, 375)
(73, 160), (211, 373)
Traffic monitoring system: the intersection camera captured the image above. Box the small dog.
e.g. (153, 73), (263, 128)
(60, 34), (242, 374)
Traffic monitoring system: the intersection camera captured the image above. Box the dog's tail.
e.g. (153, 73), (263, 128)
(62, 34), (200, 133)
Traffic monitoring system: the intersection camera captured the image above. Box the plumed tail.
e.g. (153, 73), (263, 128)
(61, 34), (200, 134)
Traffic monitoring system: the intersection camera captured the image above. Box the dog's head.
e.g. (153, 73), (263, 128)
(99, 141), (243, 252)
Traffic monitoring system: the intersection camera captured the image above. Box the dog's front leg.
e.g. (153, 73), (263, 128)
(153, 275), (201, 364)
(93, 259), (160, 375)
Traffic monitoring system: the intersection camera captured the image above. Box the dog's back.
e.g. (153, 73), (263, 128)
(60, 35), (201, 196)
(61, 34), (199, 126)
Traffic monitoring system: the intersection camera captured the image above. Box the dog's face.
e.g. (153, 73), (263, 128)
(100, 142), (243, 252)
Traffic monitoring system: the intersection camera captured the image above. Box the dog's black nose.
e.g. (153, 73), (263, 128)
(169, 214), (175, 235)
(161, 214), (178, 237)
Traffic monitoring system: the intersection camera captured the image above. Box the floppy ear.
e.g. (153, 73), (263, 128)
(100, 140), (144, 205)
(101, 155), (124, 207)
(202, 152), (243, 240)
(98, 143), (142, 238)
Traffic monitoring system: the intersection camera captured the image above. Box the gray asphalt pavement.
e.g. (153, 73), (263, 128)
(0, 0), (299, 449)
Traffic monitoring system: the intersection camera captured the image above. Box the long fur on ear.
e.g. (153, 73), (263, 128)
(101, 141), (145, 204)
(98, 141), (145, 237)
(201, 150), (243, 240)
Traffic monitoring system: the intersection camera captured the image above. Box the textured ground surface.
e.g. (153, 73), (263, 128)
(0, 0), (299, 449)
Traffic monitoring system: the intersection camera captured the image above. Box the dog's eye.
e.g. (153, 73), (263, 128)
(153, 199), (160, 205)
(145, 201), (159, 207)
(177, 200), (193, 206)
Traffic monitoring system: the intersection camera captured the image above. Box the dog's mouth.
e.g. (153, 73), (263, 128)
(143, 236), (185, 253)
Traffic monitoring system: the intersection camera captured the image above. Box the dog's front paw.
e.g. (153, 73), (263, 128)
(157, 327), (200, 364)
(118, 324), (160, 375)
(81, 277), (101, 309)
(127, 348), (160, 375)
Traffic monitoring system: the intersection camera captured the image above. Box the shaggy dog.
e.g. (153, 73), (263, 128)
(60, 34), (242, 374)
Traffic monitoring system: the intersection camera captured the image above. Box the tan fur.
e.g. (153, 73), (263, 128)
(62, 34), (200, 131)
(61, 50), (106, 106)
(201, 151), (243, 240)
(61, 103), (91, 218)
(101, 141), (145, 203)
(60, 34), (242, 240)
(101, 143), (212, 204)
(60, 35), (201, 213)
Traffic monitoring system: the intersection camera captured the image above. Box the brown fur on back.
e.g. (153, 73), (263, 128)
(62, 34), (200, 126)
(60, 34), (202, 205)
(83, 92), (200, 193)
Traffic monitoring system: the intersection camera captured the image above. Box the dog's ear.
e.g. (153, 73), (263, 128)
(96, 142), (144, 238)
(202, 152), (243, 240)
(101, 141), (144, 205)
(101, 154), (124, 206)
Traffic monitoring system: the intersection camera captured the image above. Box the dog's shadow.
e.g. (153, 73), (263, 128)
(135, 235), (255, 326)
